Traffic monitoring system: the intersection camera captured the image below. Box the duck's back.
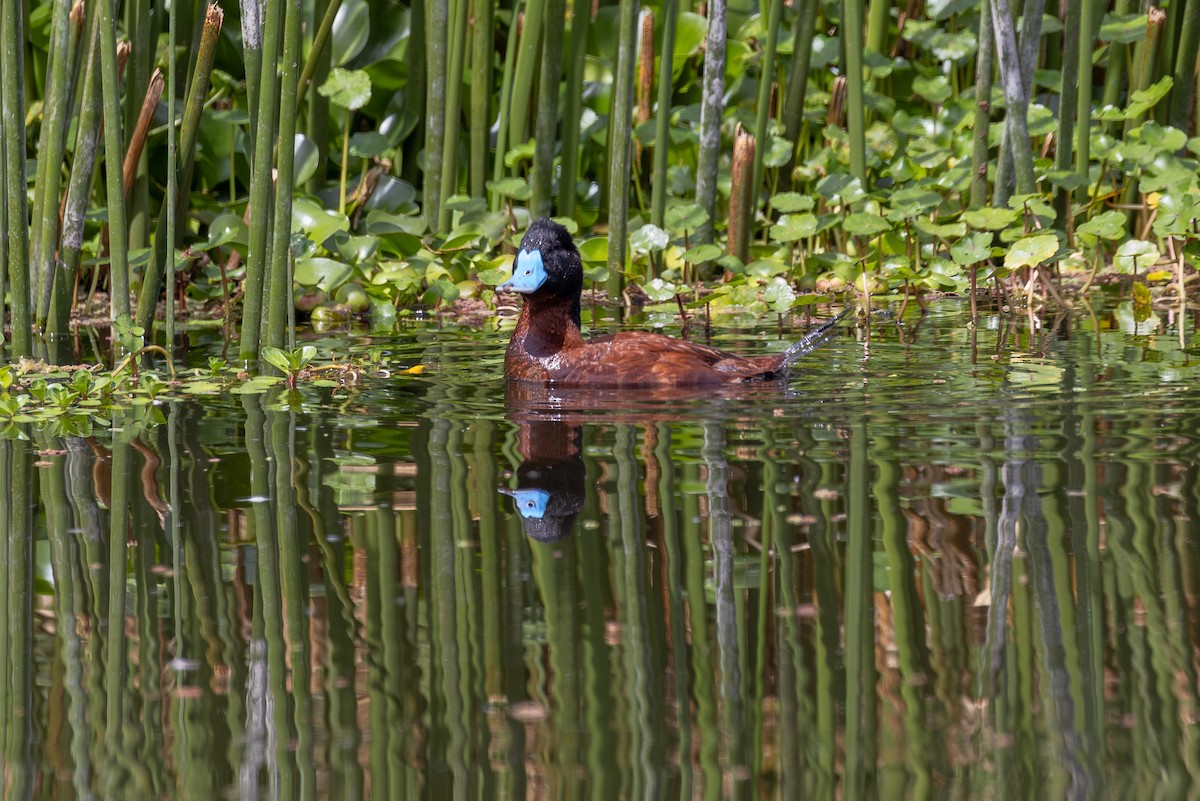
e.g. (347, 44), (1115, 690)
(511, 330), (787, 388)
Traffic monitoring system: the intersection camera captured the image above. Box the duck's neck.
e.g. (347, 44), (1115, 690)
(513, 294), (585, 358)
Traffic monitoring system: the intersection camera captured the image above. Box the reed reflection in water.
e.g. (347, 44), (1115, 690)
(2, 309), (1200, 799)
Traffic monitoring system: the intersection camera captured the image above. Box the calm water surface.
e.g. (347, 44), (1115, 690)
(4, 301), (1200, 799)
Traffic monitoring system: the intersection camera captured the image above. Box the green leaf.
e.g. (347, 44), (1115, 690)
(318, 68), (372, 111)
(914, 219), (967, 239)
(912, 74), (952, 105)
(1113, 239), (1161, 273)
(293, 134), (320, 186)
(577, 237), (609, 263)
(681, 243), (723, 263)
(1075, 210), (1126, 241)
(771, 192), (814, 213)
(261, 347), (294, 374)
(1098, 12), (1147, 44)
(951, 231), (994, 265)
(295, 257), (354, 290)
(770, 213), (818, 242)
(349, 131), (392, 158)
(487, 177), (531, 200)
(1004, 233), (1060, 269)
(293, 197), (350, 245)
(842, 212), (891, 237)
(962, 206), (1019, 230)
(331, 0), (369, 65)
(664, 202), (709, 233)
(762, 280), (796, 313)
(815, 174), (866, 206)
(199, 213), (249, 251)
(1123, 76), (1173, 119)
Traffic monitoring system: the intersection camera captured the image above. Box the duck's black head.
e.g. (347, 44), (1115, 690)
(499, 218), (583, 326)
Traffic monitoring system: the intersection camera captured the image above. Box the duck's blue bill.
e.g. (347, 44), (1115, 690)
(498, 249), (547, 294)
(500, 488), (551, 519)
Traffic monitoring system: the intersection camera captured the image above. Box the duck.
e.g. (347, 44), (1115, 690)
(498, 218), (845, 388)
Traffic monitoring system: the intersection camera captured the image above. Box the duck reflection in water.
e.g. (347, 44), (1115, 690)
(500, 387), (587, 542)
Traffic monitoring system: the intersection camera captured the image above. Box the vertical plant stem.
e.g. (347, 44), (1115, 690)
(124, 0), (152, 250)
(695, 0), (726, 247)
(607, 0), (640, 296)
(438, 0), (469, 232)
(782, 0), (819, 184)
(296, 0), (342, 107)
(402, 0), (426, 187)
(751, 0), (783, 197)
(98, 0), (132, 326)
(242, 0), (263, 161)
(491, 0), (521, 211)
(508, 0), (546, 151)
(842, 0), (868, 185)
(54, 18), (101, 337)
(301, 0), (339, 194)
(241, 0), (285, 362)
(866, 0), (889, 55)
(991, 0), (1038, 204)
(469, 0), (495, 198)
(266, 0), (303, 349)
(138, 5), (222, 337)
(1170, 0), (1200, 133)
(32, 0), (73, 333)
(1123, 6), (1167, 136)
(558, 0), (592, 215)
(531, 0), (565, 219)
(1100, 0), (1133, 134)
(423, 0), (448, 230)
(165, 0), (180, 353)
(970, 0), (994, 208)
(2, 0), (30, 355)
(1054, 0), (1081, 224)
(650, 0), (677, 228)
(1074, 0), (1099, 203)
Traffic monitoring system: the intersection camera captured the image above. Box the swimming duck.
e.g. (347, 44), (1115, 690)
(498, 218), (844, 388)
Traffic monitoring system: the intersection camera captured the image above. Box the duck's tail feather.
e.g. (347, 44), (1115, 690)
(781, 307), (852, 368)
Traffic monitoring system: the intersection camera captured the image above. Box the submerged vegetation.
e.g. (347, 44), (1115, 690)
(1, 0), (1199, 369)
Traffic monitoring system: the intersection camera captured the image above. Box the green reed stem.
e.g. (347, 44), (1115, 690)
(558, 0), (591, 215)
(1074, 0), (1099, 202)
(469, 0), (495, 198)
(489, 1), (520, 211)
(991, 0), (1038, 204)
(607, 0), (639, 296)
(242, 0), (263, 161)
(1170, 0), (1200, 133)
(124, 0), (152, 250)
(241, 0), (285, 362)
(752, 0), (784, 197)
(2, 0), (30, 355)
(138, 5), (222, 337)
(104, 424), (131, 798)
(970, 0), (994, 209)
(297, 0), (343, 109)
(842, 0), (867, 185)
(32, 0), (73, 334)
(1054, 0), (1081, 224)
(98, 0), (131, 327)
(165, 0), (179, 351)
(867, 0), (889, 55)
(438, 0), (469, 232)
(1100, 0), (1133, 134)
(303, 0), (334, 194)
(649, 0), (676, 228)
(54, 18), (101, 336)
(782, 0), (818, 185)
(531, 0), (565, 219)
(695, 0), (726, 248)
(423, 0), (448, 229)
(508, 0), (546, 152)
(266, 0), (303, 350)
